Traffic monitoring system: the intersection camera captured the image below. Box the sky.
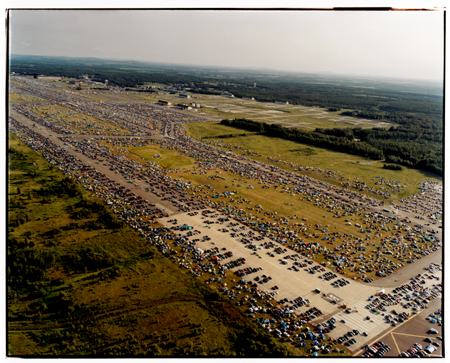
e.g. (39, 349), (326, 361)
(8, 7), (445, 81)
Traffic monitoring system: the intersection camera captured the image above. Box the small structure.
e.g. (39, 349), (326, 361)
(69, 80), (88, 86)
(275, 100), (289, 105)
(177, 103), (192, 110)
(179, 94), (191, 98)
(222, 92), (235, 98)
(35, 75), (64, 81)
(158, 100), (172, 106)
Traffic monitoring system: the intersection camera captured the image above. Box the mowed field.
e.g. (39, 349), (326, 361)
(128, 144), (195, 169)
(185, 122), (441, 201)
(81, 89), (396, 130)
(184, 122), (258, 139)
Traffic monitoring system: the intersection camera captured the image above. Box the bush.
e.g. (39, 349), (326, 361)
(383, 164), (403, 171)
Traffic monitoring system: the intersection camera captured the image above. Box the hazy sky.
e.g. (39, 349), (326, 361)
(9, 9), (444, 81)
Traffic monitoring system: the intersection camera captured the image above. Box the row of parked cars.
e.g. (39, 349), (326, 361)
(331, 278), (351, 287)
(316, 318), (337, 334)
(336, 329), (360, 345)
(222, 257), (246, 269)
(362, 341), (391, 357)
(401, 343), (434, 357)
(235, 266), (263, 277)
(319, 272), (337, 281)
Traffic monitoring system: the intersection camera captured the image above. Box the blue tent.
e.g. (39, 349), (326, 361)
(313, 352), (319, 356)
(307, 332), (315, 340)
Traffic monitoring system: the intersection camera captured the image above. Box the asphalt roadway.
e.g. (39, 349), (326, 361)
(353, 296), (443, 357)
(10, 108), (443, 356)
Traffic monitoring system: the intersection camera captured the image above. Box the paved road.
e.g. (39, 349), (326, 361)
(353, 296), (443, 357)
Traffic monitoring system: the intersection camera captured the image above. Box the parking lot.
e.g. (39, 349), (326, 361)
(158, 210), (442, 354)
(354, 295), (443, 357)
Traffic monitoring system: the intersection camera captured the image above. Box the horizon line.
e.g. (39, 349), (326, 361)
(9, 53), (444, 84)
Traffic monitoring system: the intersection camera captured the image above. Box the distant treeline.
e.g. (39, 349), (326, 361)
(11, 55), (442, 175)
(194, 84), (443, 125)
(10, 55), (443, 125)
(221, 119), (442, 176)
(339, 110), (439, 127)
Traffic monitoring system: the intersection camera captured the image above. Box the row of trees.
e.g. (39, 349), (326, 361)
(315, 125), (442, 175)
(221, 119), (384, 160)
(221, 119), (442, 175)
(383, 164), (403, 171)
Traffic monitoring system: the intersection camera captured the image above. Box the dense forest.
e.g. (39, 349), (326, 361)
(221, 119), (442, 176)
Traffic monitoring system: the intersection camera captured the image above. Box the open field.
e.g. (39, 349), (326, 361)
(185, 123), (440, 201)
(9, 93), (26, 103)
(128, 144), (195, 169)
(137, 92), (397, 130)
(79, 88), (397, 130)
(186, 122), (258, 139)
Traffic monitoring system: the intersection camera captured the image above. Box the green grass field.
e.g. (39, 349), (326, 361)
(186, 122), (258, 140)
(128, 144), (195, 169)
(185, 123), (441, 200)
(146, 91), (397, 130)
